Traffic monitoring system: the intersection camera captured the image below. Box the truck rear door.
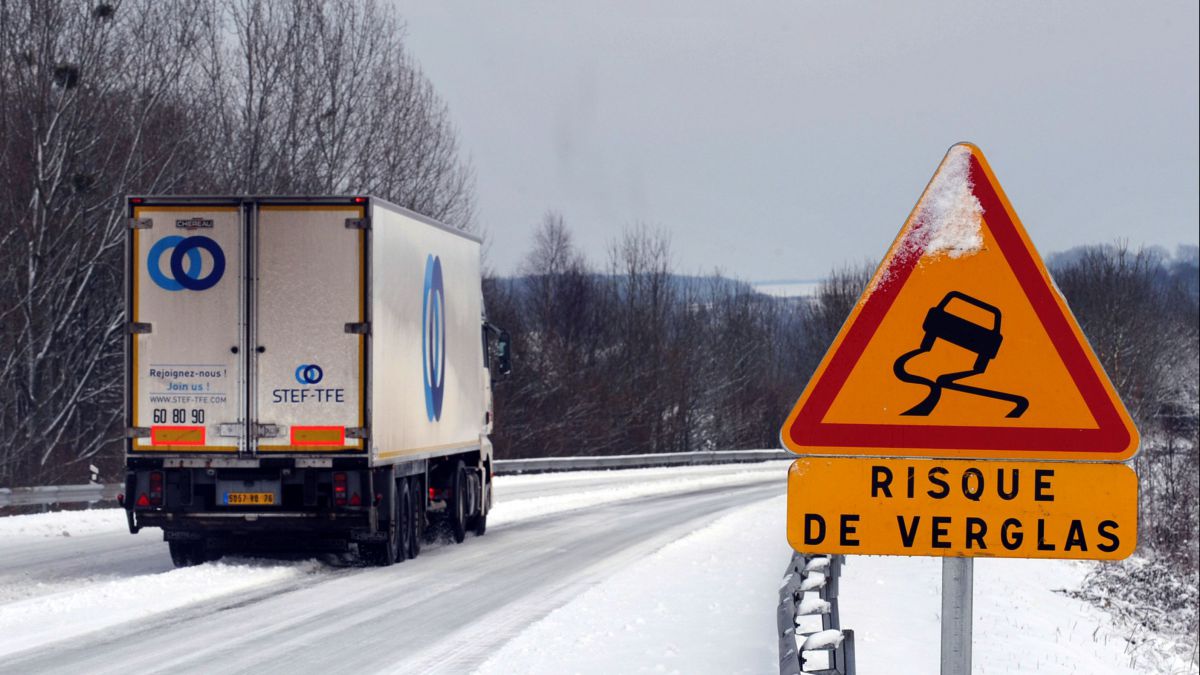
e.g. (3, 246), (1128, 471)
(252, 203), (367, 453)
(128, 202), (244, 453)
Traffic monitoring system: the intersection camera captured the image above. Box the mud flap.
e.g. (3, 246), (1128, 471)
(125, 508), (140, 534)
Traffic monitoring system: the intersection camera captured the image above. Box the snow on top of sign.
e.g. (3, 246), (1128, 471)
(870, 145), (985, 296)
(915, 144), (985, 259)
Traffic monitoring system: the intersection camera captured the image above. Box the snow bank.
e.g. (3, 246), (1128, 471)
(839, 556), (1153, 674)
(474, 495), (791, 675)
(0, 508), (126, 540)
(0, 558), (325, 659)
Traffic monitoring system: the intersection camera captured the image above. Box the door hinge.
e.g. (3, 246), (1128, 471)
(345, 218), (369, 230)
(254, 423), (283, 439)
(345, 322), (370, 335)
(127, 427), (151, 438)
(345, 427), (369, 440)
(128, 322), (152, 334)
(128, 217), (153, 230)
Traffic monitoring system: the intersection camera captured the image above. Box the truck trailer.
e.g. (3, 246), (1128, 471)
(120, 196), (509, 567)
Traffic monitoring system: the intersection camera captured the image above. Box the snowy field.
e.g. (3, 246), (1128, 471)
(752, 279), (822, 298)
(841, 556), (1195, 674)
(0, 463), (1191, 674)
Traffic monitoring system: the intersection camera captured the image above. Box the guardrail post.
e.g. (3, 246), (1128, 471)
(840, 629), (856, 675)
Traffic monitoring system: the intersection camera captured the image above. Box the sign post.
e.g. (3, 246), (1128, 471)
(940, 558), (972, 675)
(781, 143), (1140, 673)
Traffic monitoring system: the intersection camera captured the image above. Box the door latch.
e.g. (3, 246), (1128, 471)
(254, 423), (283, 439)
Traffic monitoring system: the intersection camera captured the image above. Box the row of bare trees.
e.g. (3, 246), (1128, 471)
(483, 213), (871, 459)
(0, 0), (474, 485)
(1050, 244), (1199, 565)
(488, 219), (1198, 567)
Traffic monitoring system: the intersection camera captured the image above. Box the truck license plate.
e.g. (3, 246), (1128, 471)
(225, 492), (275, 506)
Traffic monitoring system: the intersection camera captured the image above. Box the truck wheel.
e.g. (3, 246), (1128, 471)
(397, 478), (413, 562)
(408, 478), (423, 559)
(450, 461), (467, 544)
(168, 541), (202, 568)
(362, 485), (401, 566)
(467, 472), (489, 536)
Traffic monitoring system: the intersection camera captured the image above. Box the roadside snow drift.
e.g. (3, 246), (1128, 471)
(476, 495), (792, 675)
(0, 559), (325, 659)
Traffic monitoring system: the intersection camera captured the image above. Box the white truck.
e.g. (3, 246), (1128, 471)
(120, 196), (510, 567)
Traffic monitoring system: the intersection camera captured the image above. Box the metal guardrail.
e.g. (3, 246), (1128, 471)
(0, 449), (792, 508)
(778, 552), (856, 675)
(0, 483), (120, 508)
(494, 449), (792, 474)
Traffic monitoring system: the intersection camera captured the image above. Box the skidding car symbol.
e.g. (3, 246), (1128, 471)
(892, 291), (1029, 418)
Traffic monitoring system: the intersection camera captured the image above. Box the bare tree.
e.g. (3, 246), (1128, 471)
(1052, 244), (1199, 564)
(0, 0), (476, 485)
(198, 0), (475, 227)
(0, 0), (214, 484)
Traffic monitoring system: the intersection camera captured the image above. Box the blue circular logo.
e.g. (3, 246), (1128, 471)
(147, 235), (225, 292)
(422, 255), (446, 422)
(295, 364), (324, 385)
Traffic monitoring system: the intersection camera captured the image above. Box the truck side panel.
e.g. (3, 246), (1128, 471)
(129, 205), (243, 453)
(370, 204), (484, 463)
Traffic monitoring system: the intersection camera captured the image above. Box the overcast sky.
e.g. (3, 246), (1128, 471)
(394, 1), (1199, 281)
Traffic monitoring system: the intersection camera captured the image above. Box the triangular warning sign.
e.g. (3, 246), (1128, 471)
(782, 143), (1138, 461)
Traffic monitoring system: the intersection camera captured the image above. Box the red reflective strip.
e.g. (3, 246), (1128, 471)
(290, 426), (346, 446)
(150, 426), (206, 445)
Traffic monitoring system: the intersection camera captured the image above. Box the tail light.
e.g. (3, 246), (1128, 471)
(350, 492), (362, 506)
(148, 471), (163, 507)
(333, 472), (347, 506)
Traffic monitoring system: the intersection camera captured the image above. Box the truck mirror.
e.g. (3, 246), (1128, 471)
(497, 331), (512, 376)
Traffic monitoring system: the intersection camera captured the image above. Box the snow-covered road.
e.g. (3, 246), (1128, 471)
(0, 462), (1182, 674)
(0, 462), (789, 674)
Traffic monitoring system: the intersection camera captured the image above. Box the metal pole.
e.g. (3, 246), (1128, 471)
(940, 557), (973, 675)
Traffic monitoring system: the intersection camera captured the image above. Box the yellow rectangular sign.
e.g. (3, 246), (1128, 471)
(787, 457), (1137, 560)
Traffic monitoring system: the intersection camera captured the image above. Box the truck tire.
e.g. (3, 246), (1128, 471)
(362, 483), (402, 566)
(168, 540), (203, 568)
(397, 478), (413, 562)
(467, 473), (488, 536)
(408, 477), (423, 559)
(450, 461), (467, 544)
(469, 513), (487, 537)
